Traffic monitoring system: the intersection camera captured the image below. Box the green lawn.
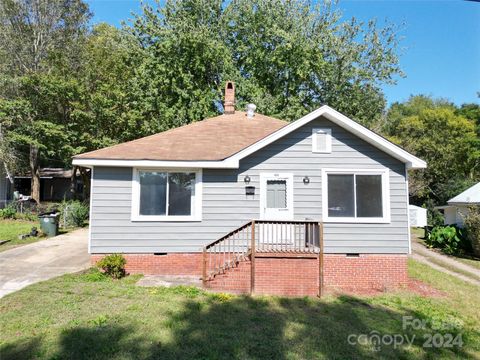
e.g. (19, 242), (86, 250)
(1, 260), (479, 359)
(0, 219), (43, 252)
(411, 227), (425, 239)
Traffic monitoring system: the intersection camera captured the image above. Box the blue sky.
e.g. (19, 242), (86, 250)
(86, 0), (480, 106)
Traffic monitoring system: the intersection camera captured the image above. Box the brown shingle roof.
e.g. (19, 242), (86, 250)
(74, 111), (288, 161)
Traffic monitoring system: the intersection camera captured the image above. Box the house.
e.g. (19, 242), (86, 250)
(73, 82), (426, 296)
(436, 182), (480, 227)
(13, 168), (88, 202)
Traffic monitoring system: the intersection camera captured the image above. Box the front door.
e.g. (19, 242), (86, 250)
(259, 173), (294, 245)
(260, 173), (294, 220)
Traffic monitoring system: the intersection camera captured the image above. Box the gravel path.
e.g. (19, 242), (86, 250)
(411, 239), (480, 286)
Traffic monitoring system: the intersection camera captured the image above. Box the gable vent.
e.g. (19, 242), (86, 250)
(312, 128), (332, 153)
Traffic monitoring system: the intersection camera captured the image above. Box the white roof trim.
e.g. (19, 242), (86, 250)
(72, 158), (239, 169)
(72, 105), (426, 169)
(229, 105), (426, 169)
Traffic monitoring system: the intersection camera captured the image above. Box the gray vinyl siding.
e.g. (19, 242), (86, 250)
(90, 116), (409, 254)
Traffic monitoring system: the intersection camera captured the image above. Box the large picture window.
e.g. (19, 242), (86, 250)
(132, 169), (201, 221)
(323, 169), (390, 223)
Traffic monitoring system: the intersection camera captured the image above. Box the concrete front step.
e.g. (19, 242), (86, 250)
(136, 275), (202, 288)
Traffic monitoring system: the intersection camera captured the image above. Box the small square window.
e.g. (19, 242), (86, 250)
(312, 128), (332, 153)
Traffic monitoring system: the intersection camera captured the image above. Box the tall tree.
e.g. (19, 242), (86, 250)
(224, 0), (402, 124)
(456, 100), (480, 136)
(384, 95), (479, 204)
(72, 23), (148, 149)
(0, 0), (90, 202)
(127, 0), (403, 127)
(128, 0), (233, 132)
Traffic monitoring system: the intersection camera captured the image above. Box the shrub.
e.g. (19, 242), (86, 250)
(464, 206), (480, 256)
(426, 199), (445, 227)
(426, 225), (467, 255)
(97, 254), (126, 279)
(0, 204), (16, 219)
(60, 200), (89, 227)
(82, 268), (109, 282)
(15, 212), (37, 221)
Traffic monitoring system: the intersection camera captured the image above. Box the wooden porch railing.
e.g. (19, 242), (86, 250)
(202, 220), (324, 296)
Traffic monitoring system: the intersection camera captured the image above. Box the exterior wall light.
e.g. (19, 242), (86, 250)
(244, 175), (251, 184)
(303, 176), (310, 184)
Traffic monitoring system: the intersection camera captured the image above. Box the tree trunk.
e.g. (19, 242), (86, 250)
(80, 167), (90, 201)
(70, 166), (78, 200)
(30, 145), (40, 203)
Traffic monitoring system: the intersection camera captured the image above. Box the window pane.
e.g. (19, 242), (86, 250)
(168, 173), (195, 216)
(356, 175), (383, 217)
(328, 175), (354, 217)
(139, 172), (166, 215)
(266, 180), (287, 208)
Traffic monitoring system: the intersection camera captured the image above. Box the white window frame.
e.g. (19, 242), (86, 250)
(131, 168), (202, 222)
(312, 128), (332, 153)
(322, 168), (390, 224)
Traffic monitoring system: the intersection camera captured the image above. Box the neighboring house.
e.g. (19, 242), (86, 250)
(73, 82), (426, 296)
(14, 168), (87, 202)
(437, 182), (480, 227)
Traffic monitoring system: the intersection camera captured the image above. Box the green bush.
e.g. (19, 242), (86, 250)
(97, 254), (126, 279)
(60, 200), (89, 227)
(464, 206), (480, 256)
(15, 212), (37, 221)
(426, 225), (468, 255)
(82, 268), (109, 282)
(0, 204), (16, 219)
(426, 199), (445, 227)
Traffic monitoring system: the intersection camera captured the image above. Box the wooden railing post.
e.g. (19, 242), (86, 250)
(202, 246), (207, 286)
(318, 222), (324, 297)
(250, 220), (256, 295)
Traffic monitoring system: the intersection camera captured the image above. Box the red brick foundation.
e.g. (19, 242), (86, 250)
(323, 254), (408, 292)
(205, 255), (320, 296)
(256, 255), (319, 296)
(91, 253), (407, 296)
(91, 253), (203, 276)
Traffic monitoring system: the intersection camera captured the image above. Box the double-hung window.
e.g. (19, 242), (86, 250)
(132, 169), (202, 221)
(322, 169), (390, 223)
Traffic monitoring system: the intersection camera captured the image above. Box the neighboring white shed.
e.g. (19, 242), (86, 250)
(409, 205), (427, 227)
(436, 182), (480, 227)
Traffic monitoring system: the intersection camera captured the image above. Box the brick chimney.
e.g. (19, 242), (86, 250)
(224, 81), (235, 114)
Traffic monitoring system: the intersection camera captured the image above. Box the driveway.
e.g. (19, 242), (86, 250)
(411, 236), (480, 286)
(0, 228), (90, 298)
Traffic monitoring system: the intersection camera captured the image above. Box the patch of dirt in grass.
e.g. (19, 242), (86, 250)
(325, 278), (445, 298)
(406, 278), (446, 297)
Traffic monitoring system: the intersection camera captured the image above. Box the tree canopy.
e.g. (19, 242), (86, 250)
(384, 95), (479, 205)
(128, 0), (402, 127)
(0, 0), (91, 201)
